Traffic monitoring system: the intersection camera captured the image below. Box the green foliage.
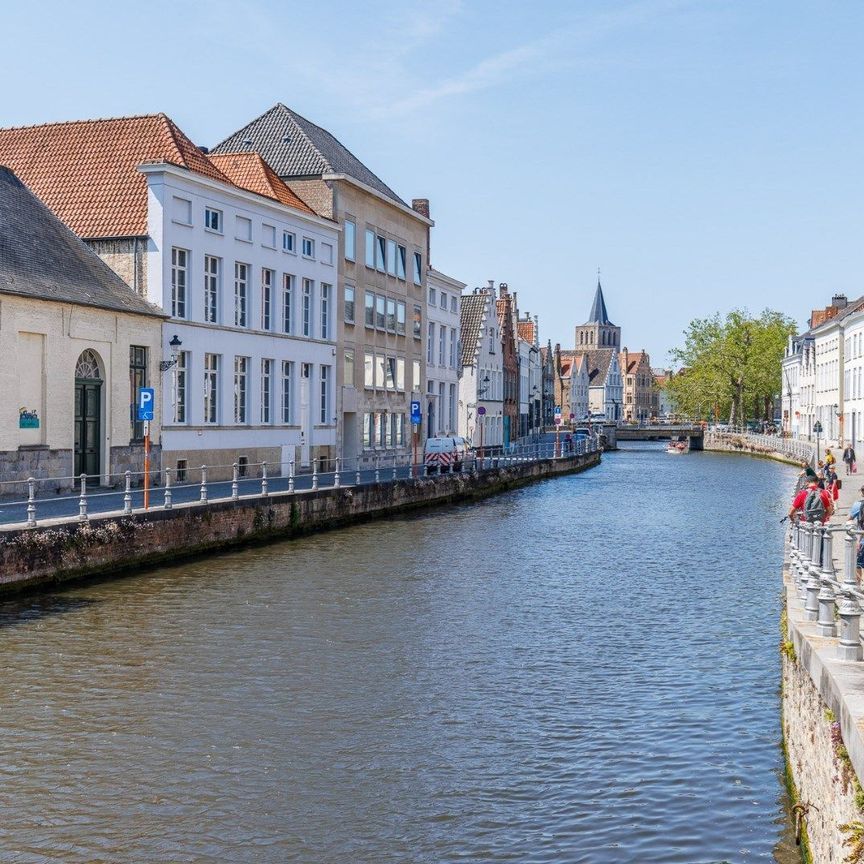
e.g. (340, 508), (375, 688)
(841, 821), (864, 863)
(667, 308), (797, 423)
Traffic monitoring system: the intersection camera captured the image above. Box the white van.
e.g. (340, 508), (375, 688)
(424, 437), (470, 473)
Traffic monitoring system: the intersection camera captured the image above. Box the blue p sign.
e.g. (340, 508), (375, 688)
(137, 387), (155, 421)
(410, 400), (422, 425)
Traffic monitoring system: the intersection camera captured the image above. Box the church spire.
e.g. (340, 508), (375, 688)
(587, 275), (612, 326)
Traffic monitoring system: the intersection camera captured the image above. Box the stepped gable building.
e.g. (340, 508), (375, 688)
(619, 348), (656, 422)
(540, 340), (556, 427)
(213, 104), (432, 463)
(0, 113), (341, 478)
(575, 279), (620, 349)
(495, 284), (518, 447)
(0, 165), (164, 483)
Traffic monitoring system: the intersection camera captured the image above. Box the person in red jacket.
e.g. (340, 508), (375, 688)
(788, 480), (833, 523)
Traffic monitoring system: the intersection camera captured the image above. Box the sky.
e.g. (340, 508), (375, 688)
(2, 0), (862, 364)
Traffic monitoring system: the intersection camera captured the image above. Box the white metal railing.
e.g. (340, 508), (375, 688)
(705, 429), (816, 465)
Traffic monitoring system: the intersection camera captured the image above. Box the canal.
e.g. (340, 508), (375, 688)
(0, 443), (800, 863)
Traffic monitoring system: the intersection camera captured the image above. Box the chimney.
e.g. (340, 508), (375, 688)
(832, 294), (848, 309)
(499, 282), (508, 298)
(198, 145), (210, 154)
(534, 314), (540, 348)
(487, 279), (495, 293)
(411, 198), (430, 219)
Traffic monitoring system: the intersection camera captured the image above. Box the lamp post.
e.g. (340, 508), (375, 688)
(477, 375), (491, 458)
(155, 334), (183, 510)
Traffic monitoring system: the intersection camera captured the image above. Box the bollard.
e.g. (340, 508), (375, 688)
(805, 569), (821, 622)
(78, 473), (88, 522)
(334, 458), (341, 489)
(232, 463), (240, 500)
(312, 459), (319, 491)
(123, 470), (133, 514)
(820, 526), (837, 578)
(164, 468), (173, 510)
(375, 457), (380, 484)
(810, 520), (823, 572)
(843, 530), (858, 587)
(838, 593), (863, 661)
(289, 460), (295, 493)
(200, 465), (208, 504)
(26, 477), (37, 528)
(817, 579), (837, 637)
(261, 462), (268, 497)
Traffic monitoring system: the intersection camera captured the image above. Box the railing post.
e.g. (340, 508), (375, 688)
(232, 463), (239, 500)
(164, 468), (173, 509)
(374, 457), (380, 484)
(200, 465), (208, 504)
(817, 576), (838, 637)
(805, 565), (821, 622)
(838, 592), (863, 661)
(123, 470), (133, 515)
(78, 473), (88, 522)
(312, 458), (319, 491)
(26, 477), (37, 528)
(355, 459), (361, 487)
(847, 530), (861, 587)
(334, 458), (341, 489)
(289, 460), (295, 493)
(392, 456), (398, 481)
(820, 526), (837, 579)
(261, 462), (269, 497)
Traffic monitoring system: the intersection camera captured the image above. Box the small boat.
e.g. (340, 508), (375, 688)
(666, 437), (688, 454)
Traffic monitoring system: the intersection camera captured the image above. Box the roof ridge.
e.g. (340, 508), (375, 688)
(211, 103), (284, 153)
(0, 112), (165, 133)
(278, 105), (333, 172)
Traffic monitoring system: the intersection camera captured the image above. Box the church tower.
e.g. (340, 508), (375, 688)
(575, 278), (621, 350)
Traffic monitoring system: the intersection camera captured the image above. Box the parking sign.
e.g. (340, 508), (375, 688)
(137, 387), (155, 422)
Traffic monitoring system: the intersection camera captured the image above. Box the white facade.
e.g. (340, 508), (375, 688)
(812, 320), (843, 447)
(426, 269), (464, 438)
(570, 356), (590, 422)
(844, 311), (864, 450)
(141, 163), (339, 474)
(588, 352), (623, 419)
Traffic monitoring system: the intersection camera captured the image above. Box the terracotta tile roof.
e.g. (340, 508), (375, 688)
(0, 114), (230, 238)
(517, 319), (535, 343)
(208, 152), (316, 216)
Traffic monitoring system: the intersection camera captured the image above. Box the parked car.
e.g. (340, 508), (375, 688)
(424, 437), (470, 473)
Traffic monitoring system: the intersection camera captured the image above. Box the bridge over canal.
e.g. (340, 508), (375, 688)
(615, 424), (704, 450)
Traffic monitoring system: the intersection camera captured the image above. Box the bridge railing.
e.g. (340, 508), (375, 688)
(705, 429), (816, 465)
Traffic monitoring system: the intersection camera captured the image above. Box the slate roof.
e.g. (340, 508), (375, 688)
(585, 280), (613, 325)
(460, 292), (490, 367)
(579, 349), (616, 386)
(208, 152), (316, 216)
(212, 104), (407, 207)
(0, 166), (164, 317)
(0, 114), (230, 238)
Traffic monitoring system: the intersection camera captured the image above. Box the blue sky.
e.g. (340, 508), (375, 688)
(2, 0), (862, 363)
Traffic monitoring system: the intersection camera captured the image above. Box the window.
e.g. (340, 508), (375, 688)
(321, 283), (331, 339)
(397, 302), (406, 336)
(261, 359), (273, 424)
(234, 262), (248, 327)
(261, 268), (273, 330)
(171, 247), (188, 318)
(302, 279), (313, 336)
(235, 216), (252, 242)
(398, 414), (406, 445)
(363, 413), (373, 447)
(172, 196), (192, 225)
(321, 242), (333, 265)
(344, 348), (355, 387)
(262, 224), (276, 248)
(174, 351), (188, 423)
(204, 354), (219, 423)
(386, 357), (397, 390)
(320, 366), (330, 424)
(450, 328), (457, 368)
(413, 305), (422, 338)
(302, 237), (315, 258)
(375, 355), (385, 388)
(365, 228), (375, 267)
(412, 360), (421, 390)
(396, 245), (406, 280)
(396, 358), (405, 390)
(205, 207), (222, 232)
(344, 285), (355, 323)
(282, 361), (293, 423)
(364, 352), (374, 388)
(364, 291), (375, 328)
(387, 239), (397, 276)
(390, 413), (398, 447)
(376, 235), (386, 272)
(428, 287), (436, 306)
(129, 346), (148, 441)
(450, 296), (457, 313)
(439, 325), (446, 366)
(283, 231), (296, 253)
(413, 251), (422, 285)
(234, 356), (248, 423)
(386, 298), (396, 332)
(440, 291), (448, 310)
(375, 294), (386, 330)
(344, 219), (356, 261)
(204, 255), (220, 323)
(427, 322), (435, 364)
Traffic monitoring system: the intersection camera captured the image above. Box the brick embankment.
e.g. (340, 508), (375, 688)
(0, 452), (599, 596)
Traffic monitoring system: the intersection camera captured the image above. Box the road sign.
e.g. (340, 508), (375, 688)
(554, 406), (562, 416)
(410, 400), (422, 425)
(555, 416), (562, 425)
(478, 406), (487, 416)
(137, 387), (155, 422)
(814, 420), (823, 434)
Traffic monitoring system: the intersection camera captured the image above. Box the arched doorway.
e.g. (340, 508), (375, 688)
(74, 349), (103, 478)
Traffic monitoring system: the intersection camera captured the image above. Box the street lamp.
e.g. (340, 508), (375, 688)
(160, 334), (183, 372)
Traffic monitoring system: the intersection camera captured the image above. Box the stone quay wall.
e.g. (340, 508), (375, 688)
(0, 451), (599, 596)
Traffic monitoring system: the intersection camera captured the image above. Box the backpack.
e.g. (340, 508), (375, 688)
(857, 500), (864, 530)
(804, 488), (827, 522)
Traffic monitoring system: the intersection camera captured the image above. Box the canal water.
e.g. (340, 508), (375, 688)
(0, 444), (800, 863)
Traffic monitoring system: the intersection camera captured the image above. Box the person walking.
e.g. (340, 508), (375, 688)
(825, 463), (840, 502)
(826, 448), (836, 470)
(844, 443), (857, 475)
(788, 477), (833, 524)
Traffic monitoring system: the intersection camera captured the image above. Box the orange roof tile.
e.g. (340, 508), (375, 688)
(517, 320), (536, 343)
(0, 114), (230, 238)
(208, 152), (316, 216)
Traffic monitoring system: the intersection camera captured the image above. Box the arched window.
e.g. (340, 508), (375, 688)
(75, 349), (102, 380)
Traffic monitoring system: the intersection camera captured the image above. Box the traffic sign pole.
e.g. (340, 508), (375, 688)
(137, 387), (155, 511)
(144, 420), (150, 510)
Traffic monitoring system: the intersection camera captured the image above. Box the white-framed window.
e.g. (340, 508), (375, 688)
(386, 298), (396, 333)
(344, 285), (355, 323)
(365, 228), (375, 268)
(204, 353), (219, 423)
(385, 357), (397, 390)
(450, 296), (457, 313)
(262, 224), (276, 248)
(397, 301), (406, 336)
(302, 237), (315, 258)
(412, 360), (421, 391)
(365, 291), (374, 327)
(321, 242), (333, 265)
(439, 325), (446, 366)
(344, 348), (355, 387)
(283, 273), (293, 334)
(428, 286), (436, 305)
(427, 322), (435, 364)
(321, 283), (331, 339)
(375, 355), (385, 389)
(261, 358), (273, 424)
(261, 268), (273, 330)
(413, 251), (422, 285)
(174, 351), (188, 423)
(450, 328), (457, 368)
(234, 262), (248, 327)
(375, 295), (386, 330)
(234, 356), (248, 423)
(364, 352), (374, 389)
(282, 361), (294, 423)
(376, 235), (386, 272)
(363, 412), (373, 447)
(413, 306), (422, 339)
(235, 215), (252, 242)
(302, 279), (313, 336)
(204, 255), (220, 323)
(396, 357), (405, 391)
(205, 207), (222, 233)
(172, 196), (192, 225)
(171, 247), (188, 319)
(386, 239), (397, 276)
(344, 219), (356, 262)
(283, 231), (296, 253)
(396, 245), (406, 280)
(440, 291), (448, 310)
(320, 366), (330, 424)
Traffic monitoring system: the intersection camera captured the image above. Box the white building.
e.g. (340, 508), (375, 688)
(426, 268), (464, 438)
(570, 354), (590, 422)
(781, 335), (807, 439)
(459, 288), (503, 448)
(581, 349), (623, 419)
(843, 309), (864, 450)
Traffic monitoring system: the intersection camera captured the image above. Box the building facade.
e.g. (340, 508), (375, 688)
(426, 268), (464, 438)
(496, 284), (518, 447)
(619, 348), (655, 422)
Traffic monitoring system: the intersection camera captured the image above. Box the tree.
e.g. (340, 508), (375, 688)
(667, 309), (796, 423)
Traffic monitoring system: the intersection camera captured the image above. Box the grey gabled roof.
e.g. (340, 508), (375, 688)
(0, 166), (164, 318)
(212, 104), (407, 207)
(585, 280), (613, 326)
(460, 292), (490, 367)
(581, 349), (616, 386)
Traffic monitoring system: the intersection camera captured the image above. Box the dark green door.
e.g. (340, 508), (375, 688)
(74, 380), (101, 477)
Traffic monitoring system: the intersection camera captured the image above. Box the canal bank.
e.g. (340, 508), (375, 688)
(0, 450), (599, 596)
